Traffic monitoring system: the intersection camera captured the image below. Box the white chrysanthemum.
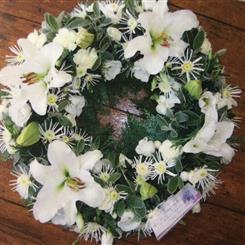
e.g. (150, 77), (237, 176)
(107, 27), (122, 42)
(72, 3), (88, 18)
(132, 155), (153, 180)
(158, 140), (182, 160)
(103, 60), (122, 81)
(135, 137), (155, 157)
(53, 28), (77, 51)
(94, 164), (115, 183)
(27, 30), (47, 49)
(65, 95), (85, 117)
(202, 178), (222, 200)
(81, 222), (105, 243)
(6, 43), (25, 65)
(40, 120), (64, 143)
(99, 187), (127, 213)
(73, 48), (98, 77)
(99, 0), (124, 24)
(81, 73), (102, 91)
(119, 10), (140, 40)
(71, 128), (92, 145)
(10, 166), (37, 199)
(0, 99), (9, 120)
(150, 152), (176, 184)
(171, 49), (204, 81)
(47, 88), (65, 112)
(0, 125), (16, 154)
(217, 85), (242, 110)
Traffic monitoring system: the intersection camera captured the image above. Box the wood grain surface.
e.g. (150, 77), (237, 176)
(0, 1), (244, 245)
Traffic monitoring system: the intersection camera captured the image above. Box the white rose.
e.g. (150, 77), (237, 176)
(53, 28), (77, 51)
(9, 103), (31, 127)
(73, 48), (98, 77)
(103, 60), (122, 81)
(101, 231), (114, 245)
(159, 140), (182, 160)
(200, 38), (212, 55)
(136, 137), (155, 156)
(65, 95), (85, 117)
(117, 210), (141, 232)
(27, 30), (47, 48)
(107, 27), (122, 41)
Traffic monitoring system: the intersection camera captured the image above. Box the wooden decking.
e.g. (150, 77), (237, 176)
(0, 1), (244, 244)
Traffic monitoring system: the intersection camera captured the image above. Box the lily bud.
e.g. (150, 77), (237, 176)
(76, 27), (95, 49)
(76, 213), (85, 232)
(16, 122), (40, 147)
(140, 181), (158, 201)
(184, 80), (202, 99)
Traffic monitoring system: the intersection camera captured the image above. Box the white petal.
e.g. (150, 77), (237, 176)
(9, 103), (31, 127)
(168, 39), (188, 57)
(33, 183), (64, 223)
(79, 150), (103, 171)
(124, 36), (151, 59)
(29, 159), (51, 185)
(75, 172), (105, 208)
(48, 68), (72, 88)
(26, 82), (47, 115)
(40, 42), (63, 66)
(48, 140), (78, 168)
(0, 65), (24, 86)
(140, 46), (169, 75)
(167, 10), (199, 40)
(17, 39), (39, 60)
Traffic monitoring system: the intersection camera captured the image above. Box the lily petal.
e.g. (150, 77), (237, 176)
(79, 150), (103, 171)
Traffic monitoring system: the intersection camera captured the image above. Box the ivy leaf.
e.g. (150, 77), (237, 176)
(175, 111), (189, 123)
(178, 177), (184, 189)
(99, 35), (111, 51)
(58, 99), (70, 112)
(93, 2), (101, 16)
(116, 184), (132, 194)
(133, 206), (146, 219)
(175, 159), (183, 173)
(193, 30), (205, 50)
(167, 177), (179, 194)
(75, 140), (85, 155)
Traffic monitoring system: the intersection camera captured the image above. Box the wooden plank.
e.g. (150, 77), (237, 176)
(170, 0), (245, 31)
(0, 199), (135, 245)
(128, 203), (245, 245)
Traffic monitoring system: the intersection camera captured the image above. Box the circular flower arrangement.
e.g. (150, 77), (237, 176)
(0, 1), (241, 244)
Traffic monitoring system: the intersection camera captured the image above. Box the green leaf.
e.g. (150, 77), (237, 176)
(99, 35), (111, 51)
(178, 177), (184, 189)
(58, 115), (72, 127)
(45, 13), (59, 32)
(193, 30), (205, 50)
(65, 17), (90, 29)
(108, 172), (121, 184)
(175, 112), (189, 123)
(115, 200), (125, 217)
(175, 159), (183, 173)
(140, 181), (158, 201)
(92, 55), (101, 71)
(133, 206), (146, 219)
(93, 2), (101, 16)
(58, 99), (70, 112)
(127, 195), (145, 209)
(116, 184), (132, 194)
(75, 140), (85, 155)
(167, 177), (179, 194)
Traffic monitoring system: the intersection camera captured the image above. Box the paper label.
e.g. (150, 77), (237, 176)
(149, 184), (202, 240)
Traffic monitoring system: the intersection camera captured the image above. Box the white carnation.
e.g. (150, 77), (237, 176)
(132, 61), (150, 83)
(136, 137), (155, 156)
(53, 28), (77, 51)
(103, 60), (122, 81)
(158, 140), (182, 160)
(117, 210), (141, 232)
(73, 48), (98, 77)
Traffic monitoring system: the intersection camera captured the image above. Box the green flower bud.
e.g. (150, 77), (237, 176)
(140, 181), (158, 201)
(16, 122), (40, 147)
(76, 27), (94, 49)
(76, 213), (85, 232)
(184, 80), (202, 99)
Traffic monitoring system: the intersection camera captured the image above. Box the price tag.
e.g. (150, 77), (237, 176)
(149, 184), (202, 240)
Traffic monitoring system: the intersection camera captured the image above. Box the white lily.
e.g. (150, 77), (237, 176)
(183, 93), (235, 163)
(30, 140), (104, 225)
(124, 1), (198, 75)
